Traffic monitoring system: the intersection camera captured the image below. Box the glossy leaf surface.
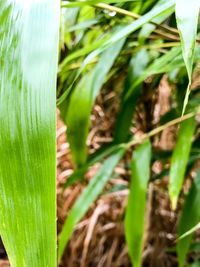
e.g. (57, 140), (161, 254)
(0, 1), (59, 266)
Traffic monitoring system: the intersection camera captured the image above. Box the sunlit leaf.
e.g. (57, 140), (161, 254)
(0, 1), (59, 267)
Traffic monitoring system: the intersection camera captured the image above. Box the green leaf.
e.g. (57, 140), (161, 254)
(65, 39), (125, 167)
(125, 47), (183, 100)
(0, 1), (59, 267)
(58, 147), (125, 262)
(62, 0), (139, 8)
(179, 222), (200, 241)
(139, 0), (175, 44)
(84, 0), (175, 63)
(125, 140), (152, 267)
(177, 169), (200, 267)
(189, 262), (200, 267)
(175, 0), (200, 113)
(114, 49), (149, 143)
(169, 117), (196, 209)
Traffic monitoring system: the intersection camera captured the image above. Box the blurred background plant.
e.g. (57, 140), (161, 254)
(55, 0), (200, 266)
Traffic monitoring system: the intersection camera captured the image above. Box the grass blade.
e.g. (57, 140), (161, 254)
(58, 147), (125, 262)
(125, 140), (152, 267)
(179, 222), (200, 241)
(0, 1), (59, 266)
(65, 39), (125, 167)
(114, 49), (149, 143)
(175, 0), (200, 113)
(177, 169), (200, 267)
(169, 118), (196, 210)
(85, 0), (175, 63)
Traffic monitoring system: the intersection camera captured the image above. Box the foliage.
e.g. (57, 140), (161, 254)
(0, 0), (200, 267)
(0, 1), (59, 267)
(58, 0), (200, 266)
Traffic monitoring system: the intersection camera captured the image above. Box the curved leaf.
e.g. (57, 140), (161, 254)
(175, 0), (200, 113)
(65, 39), (125, 167)
(84, 0), (175, 64)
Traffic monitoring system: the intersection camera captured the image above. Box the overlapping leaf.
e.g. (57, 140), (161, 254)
(65, 39), (125, 167)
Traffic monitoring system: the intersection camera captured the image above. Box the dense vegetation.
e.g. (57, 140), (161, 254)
(0, 0), (200, 267)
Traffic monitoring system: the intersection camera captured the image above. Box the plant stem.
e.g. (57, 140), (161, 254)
(125, 111), (197, 148)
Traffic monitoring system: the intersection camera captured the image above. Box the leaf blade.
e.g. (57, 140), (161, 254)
(58, 147), (125, 262)
(169, 118), (196, 209)
(125, 140), (152, 267)
(0, 1), (59, 266)
(177, 169), (200, 267)
(175, 0), (200, 113)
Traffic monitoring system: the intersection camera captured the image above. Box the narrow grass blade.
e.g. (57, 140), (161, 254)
(179, 222), (200, 241)
(169, 118), (196, 210)
(125, 140), (152, 267)
(84, 0), (175, 63)
(65, 39), (125, 167)
(62, 0), (140, 8)
(175, 0), (200, 113)
(114, 49), (149, 143)
(0, 1), (59, 267)
(58, 147), (125, 262)
(139, 0), (174, 43)
(177, 169), (200, 267)
(125, 47), (182, 100)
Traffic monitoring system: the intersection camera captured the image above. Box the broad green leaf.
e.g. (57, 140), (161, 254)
(0, 1), (59, 267)
(84, 0), (175, 64)
(169, 117), (196, 209)
(125, 140), (152, 267)
(58, 147), (125, 262)
(65, 39), (125, 167)
(175, 0), (200, 113)
(177, 169), (200, 267)
(114, 49), (149, 143)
